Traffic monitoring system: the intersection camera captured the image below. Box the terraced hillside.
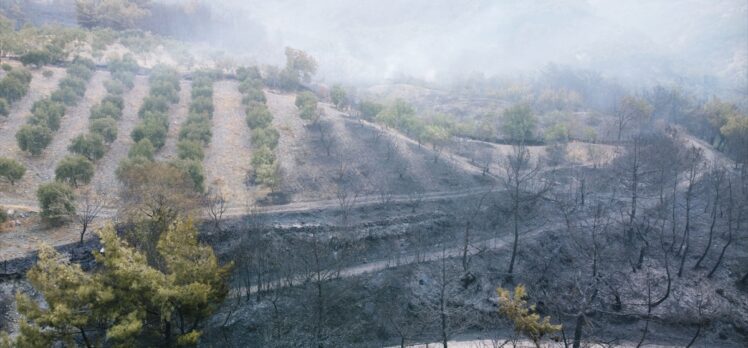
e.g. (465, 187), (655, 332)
(0, 67), (619, 258)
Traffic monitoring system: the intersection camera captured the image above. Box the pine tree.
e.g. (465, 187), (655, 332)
(497, 284), (561, 348)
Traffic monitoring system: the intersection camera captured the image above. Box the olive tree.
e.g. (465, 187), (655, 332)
(16, 124), (53, 156)
(37, 182), (76, 225)
(55, 155), (95, 187)
(0, 157), (25, 185)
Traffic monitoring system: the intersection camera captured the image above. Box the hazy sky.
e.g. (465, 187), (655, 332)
(197, 0), (747, 86)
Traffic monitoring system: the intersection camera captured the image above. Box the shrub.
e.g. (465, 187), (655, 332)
(36, 182), (75, 225)
(255, 162), (279, 189)
(170, 159), (205, 193)
(108, 54), (139, 75)
(71, 57), (95, 71)
(177, 140), (204, 161)
(104, 79), (125, 95)
(241, 88), (266, 105)
(0, 208), (6, 224)
(0, 157), (26, 185)
(1, 64), (11, 71)
(51, 86), (81, 106)
(108, 55), (139, 88)
(245, 103), (273, 129)
(42, 70), (54, 78)
(55, 155), (94, 187)
(0, 74), (29, 102)
(59, 77), (87, 97)
(131, 118), (168, 149)
(115, 155), (152, 181)
(102, 94), (124, 110)
(251, 127), (279, 149)
(238, 78), (263, 94)
(29, 109), (61, 131)
(330, 84), (347, 108)
(295, 91), (317, 110)
(32, 99), (65, 120)
(189, 96), (213, 117)
(138, 96), (170, 117)
(8, 69), (32, 85)
(359, 101), (383, 121)
(0, 98), (8, 117)
(111, 71), (134, 89)
(91, 100), (122, 120)
(30, 99), (65, 131)
(90, 117), (118, 143)
(66, 63), (93, 81)
(16, 125), (53, 156)
(179, 115), (212, 145)
(236, 66), (261, 82)
(20, 50), (51, 68)
(68, 133), (107, 161)
(150, 80), (179, 103)
(191, 85), (213, 99)
(128, 138), (155, 160)
(251, 146), (276, 167)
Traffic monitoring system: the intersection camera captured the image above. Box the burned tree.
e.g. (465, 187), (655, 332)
(499, 143), (549, 278)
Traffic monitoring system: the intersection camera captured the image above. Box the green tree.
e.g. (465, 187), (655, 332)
(330, 84), (347, 109)
(241, 87), (266, 105)
(295, 91), (317, 109)
(16, 124), (53, 156)
(721, 114), (748, 166)
(31, 98), (65, 127)
(0, 73), (29, 102)
(12, 219), (226, 347)
(251, 127), (280, 149)
(500, 104), (536, 143)
(295, 91), (318, 122)
(422, 124), (450, 161)
(246, 102), (273, 129)
(37, 182), (75, 224)
(91, 100), (123, 120)
(0, 157), (25, 185)
(359, 100), (383, 121)
(282, 47), (317, 89)
(177, 139), (204, 161)
(170, 160), (205, 193)
(69, 133), (107, 161)
(15, 244), (103, 347)
(179, 116), (212, 145)
(19, 50), (51, 68)
(497, 284), (561, 348)
(375, 99), (415, 130)
(156, 218), (233, 344)
(251, 146), (276, 168)
(90, 117), (118, 143)
(128, 138), (155, 160)
(76, 0), (151, 30)
(55, 155), (95, 187)
(255, 162), (279, 191)
(544, 122), (570, 144)
(131, 117), (168, 149)
(189, 96), (214, 118)
(0, 98), (8, 117)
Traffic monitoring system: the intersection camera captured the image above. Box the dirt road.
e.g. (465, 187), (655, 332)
(204, 80), (254, 206)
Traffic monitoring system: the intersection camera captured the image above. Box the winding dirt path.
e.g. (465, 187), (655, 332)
(156, 80), (191, 161)
(90, 75), (149, 196)
(204, 80), (253, 206)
